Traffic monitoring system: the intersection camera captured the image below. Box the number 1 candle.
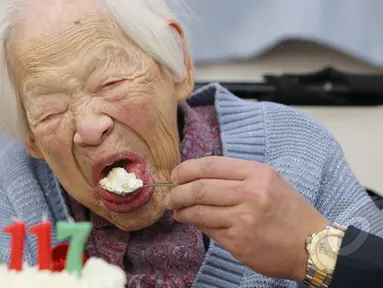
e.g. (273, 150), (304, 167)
(3, 222), (25, 271)
(29, 220), (52, 270)
(56, 221), (92, 276)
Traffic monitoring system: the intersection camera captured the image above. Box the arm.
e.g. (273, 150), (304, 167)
(260, 103), (383, 286)
(330, 226), (383, 288)
(300, 122), (383, 287)
(298, 125), (383, 287)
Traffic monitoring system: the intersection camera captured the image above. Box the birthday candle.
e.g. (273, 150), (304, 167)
(28, 216), (52, 270)
(56, 221), (92, 276)
(3, 221), (25, 271)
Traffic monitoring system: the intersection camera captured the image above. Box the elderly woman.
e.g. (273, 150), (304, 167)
(0, 1), (382, 287)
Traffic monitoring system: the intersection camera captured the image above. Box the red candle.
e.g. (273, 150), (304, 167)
(3, 222), (26, 271)
(29, 221), (52, 270)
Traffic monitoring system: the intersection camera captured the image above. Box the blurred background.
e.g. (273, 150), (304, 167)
(176, 0), (383, 196)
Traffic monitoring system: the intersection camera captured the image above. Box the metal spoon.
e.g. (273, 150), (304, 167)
(101, 183), (177, 195)
(139, 183), (177, 190)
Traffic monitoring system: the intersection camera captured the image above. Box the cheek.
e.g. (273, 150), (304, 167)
(35, 121), (73, 160)
(41, 136), (71, 162)
(113, 98), (158, 132)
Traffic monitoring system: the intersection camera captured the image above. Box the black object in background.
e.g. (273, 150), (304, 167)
(366, 189), (383, 210)
(195, 67), (383, 106)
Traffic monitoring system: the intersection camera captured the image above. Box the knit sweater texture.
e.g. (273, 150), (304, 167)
(1, 83), (383, 287)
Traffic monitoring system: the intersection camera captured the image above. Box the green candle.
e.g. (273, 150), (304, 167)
(56, 221), (92, 276)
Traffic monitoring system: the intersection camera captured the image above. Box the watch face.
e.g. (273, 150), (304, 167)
(308, 230), (344, 273)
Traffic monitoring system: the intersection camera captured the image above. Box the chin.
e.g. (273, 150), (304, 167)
(112, 211), (166, 232)
(107, 192), (168, 232)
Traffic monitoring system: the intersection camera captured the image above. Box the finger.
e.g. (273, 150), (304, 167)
(171, 156), (258, 184)
(166, 179), (243, 210)
(174, 205), (236, 229)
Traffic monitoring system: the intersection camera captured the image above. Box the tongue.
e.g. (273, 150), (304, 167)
(125, 162), (145, 180)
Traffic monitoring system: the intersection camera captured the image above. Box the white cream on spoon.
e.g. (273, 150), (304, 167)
(99, 167), (143, 195)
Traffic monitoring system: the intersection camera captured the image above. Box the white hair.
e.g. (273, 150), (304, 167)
(0, 0), (189, 141)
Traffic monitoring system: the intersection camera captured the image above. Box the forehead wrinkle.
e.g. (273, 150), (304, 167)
(10, 17), (127, 92)
(15, 19), (119, 69)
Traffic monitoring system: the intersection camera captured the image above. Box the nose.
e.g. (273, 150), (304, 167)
(74, 114), (114, 146)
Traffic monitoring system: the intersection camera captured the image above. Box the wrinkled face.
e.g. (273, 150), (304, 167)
(7, 2), (193, 231)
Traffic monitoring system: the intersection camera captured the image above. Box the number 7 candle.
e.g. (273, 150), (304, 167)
(56, 221), (92, 276)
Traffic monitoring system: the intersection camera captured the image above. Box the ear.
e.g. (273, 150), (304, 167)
(25, 134), (43, 159)
(167, 19), (194, 101)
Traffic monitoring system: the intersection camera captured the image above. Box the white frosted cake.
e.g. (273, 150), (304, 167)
(0, 257), (126, 288)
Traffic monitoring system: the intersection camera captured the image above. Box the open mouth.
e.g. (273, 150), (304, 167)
(100, 160), (144, 195)
(101, 158), (145, 181)
(101, 159), (126, 179)
(93, 153), (154, 213)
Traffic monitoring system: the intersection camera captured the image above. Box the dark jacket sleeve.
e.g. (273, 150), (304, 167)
(330, 225), (383, 287)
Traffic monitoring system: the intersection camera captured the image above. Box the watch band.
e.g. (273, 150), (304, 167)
(304, 222), (347, 288)
(304, 258), (332, 288)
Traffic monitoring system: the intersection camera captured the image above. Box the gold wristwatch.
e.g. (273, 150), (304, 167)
(304, 222), (347, 288)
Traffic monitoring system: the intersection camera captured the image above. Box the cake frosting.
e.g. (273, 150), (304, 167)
(0, 257), (126, 287)
(100, 167), (143, 194)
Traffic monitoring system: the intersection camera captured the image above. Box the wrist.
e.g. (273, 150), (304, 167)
(293, 246), (308, 281)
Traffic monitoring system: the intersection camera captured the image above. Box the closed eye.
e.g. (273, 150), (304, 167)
(102, 79), (125, 90)
(40, 113), (63, 123)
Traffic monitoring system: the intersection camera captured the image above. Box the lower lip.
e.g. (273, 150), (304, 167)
(100, 186), (154, 213)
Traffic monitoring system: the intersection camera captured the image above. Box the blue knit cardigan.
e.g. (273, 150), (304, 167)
(1, 84), (383, 288)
